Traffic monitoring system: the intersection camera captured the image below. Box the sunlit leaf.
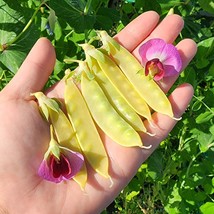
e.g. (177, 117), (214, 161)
(126, 191), (140, 201)
(200, 202), (214, 214)
(196, 111), (214, 124)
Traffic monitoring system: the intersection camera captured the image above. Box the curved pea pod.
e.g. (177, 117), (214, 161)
(32, 92), (87, 190)
(81, 72), (150, 148)
(64, 78), (110, 179)
(80, 43), (152, 122)
(87, 57), (148, 133)
(97, 31), (175, 119)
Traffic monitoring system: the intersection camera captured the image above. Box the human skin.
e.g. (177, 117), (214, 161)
(0, 11), (197, 214)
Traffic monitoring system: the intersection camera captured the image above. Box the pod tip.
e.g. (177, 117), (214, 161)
(109, 176), (114, 188)
(139, 144), (152, 150)
(146, 131), (156, 137)
(172, 116), (182, 121)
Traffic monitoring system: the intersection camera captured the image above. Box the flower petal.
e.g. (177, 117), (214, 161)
(60, 147), (84, 180)
(139, 39), (167, 65)
(139, 38), (182, 78)
(38, 159), (60, 183)
(38, 148), (84, 183)
(161, 44), (182, 76)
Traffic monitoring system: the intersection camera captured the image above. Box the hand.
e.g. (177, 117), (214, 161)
(0, 11), (197, 214)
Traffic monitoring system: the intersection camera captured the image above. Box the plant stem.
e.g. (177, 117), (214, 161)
(193, 95), (214, 115)
(186, 151), (201, 177)
(6, 2), (44, 48)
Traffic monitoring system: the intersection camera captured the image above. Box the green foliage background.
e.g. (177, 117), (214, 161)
(0, 0), (214, 213)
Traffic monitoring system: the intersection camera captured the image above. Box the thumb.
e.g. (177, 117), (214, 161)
(2, 37), (56, 100)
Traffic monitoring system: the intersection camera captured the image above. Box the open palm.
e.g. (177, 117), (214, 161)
(0, 11), (197, 214)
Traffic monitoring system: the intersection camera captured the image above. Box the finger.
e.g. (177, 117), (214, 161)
(114, 11), (160, 52)
(132, 14), (184, 57)
(2, 38), (56, 100)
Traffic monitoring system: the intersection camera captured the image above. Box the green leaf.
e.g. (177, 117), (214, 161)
(198, 0), (214, 15)
(142, 0), (161, 14)
(195, 37), (214, 69)
(126, 191), (140, 202)
(147, 150), (163, 181)
(0, 1), (40, 73)
(95, 7), (120, 30)
(209, 125), (214, 135)
(47, 8), (58, 34)
(164, 183), (182, 214)
(0, 49), (26, 73)
(0, 0), (25, 44)
(180, 67), (197, 89)
(197, 131), (214, 152)
(200, 202), (214, 214)
(50, 0), (96, 33)
(196, 111), (214, 124)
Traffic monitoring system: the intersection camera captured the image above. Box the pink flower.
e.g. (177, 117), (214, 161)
(38, 126), (84, 183)
(139, 38), (182, 81)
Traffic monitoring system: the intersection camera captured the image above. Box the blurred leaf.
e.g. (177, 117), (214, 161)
(198, 0), (214, 14)
(126, 191), (140, 202)
(196, 110), (214, 124)
(142, 0), (161, 14)
(147, 150), (164, 180)
(200, 202), (214, 214)
(197, 131), (214, 152)
(195, 37), (214, 69)
(95, 7), (120, 30)
(46, 8), (57, 35)
(180, 67), (197, 88)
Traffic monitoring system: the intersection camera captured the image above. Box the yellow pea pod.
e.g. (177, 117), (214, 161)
(81, 72), (149, 148)
(80, 43), (152, 122)
(86, 57), (148, 133)
(32, 92), (87, 190)
(64, 78), (110, 179)
(48, 108), (88, 190)
(97, 31), (175, 119)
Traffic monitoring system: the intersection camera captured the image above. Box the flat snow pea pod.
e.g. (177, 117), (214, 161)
(81, 72), (149, 148)
(97, 31), (175, 119)
(64, 78), (110, 179)
(81, 44), (152, 122)
(88, 57), (148, 133)
(32, 92), (87, 189)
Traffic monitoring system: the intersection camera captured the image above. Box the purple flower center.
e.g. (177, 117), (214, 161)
(50, 153), (72, 178)
(145, 58), (165, 81)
